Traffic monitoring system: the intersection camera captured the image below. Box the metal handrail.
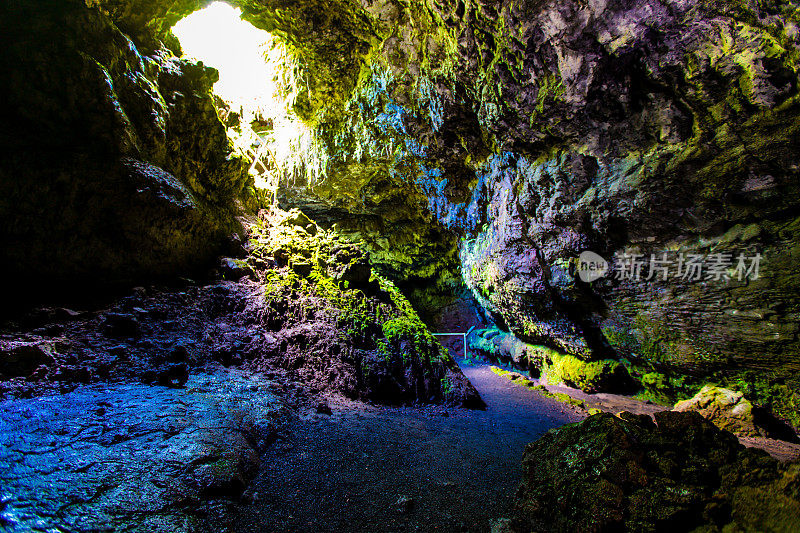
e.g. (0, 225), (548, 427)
(431, 332), (470, 360)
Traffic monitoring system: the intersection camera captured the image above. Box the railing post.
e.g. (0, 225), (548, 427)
(431, 332), (471, 361)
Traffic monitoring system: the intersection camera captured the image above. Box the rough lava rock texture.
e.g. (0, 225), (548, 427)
(511, 411), (800, 533)
(468, 326), (633, 393)
(0, 0), (252, 305)
(5, 0), (800, 423)
(240, 208), (484, 407)
(0, 208), (482, 530)
(269, 0), (800, 425)
(0, 369), (284, 532)
(442, 0), (800, 425)
(0, 209), (481, 408)
(673, 384), (771, 439)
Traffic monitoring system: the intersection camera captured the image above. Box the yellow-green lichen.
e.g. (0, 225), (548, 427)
(542, 352), (626, 393)
(490, 366), (586, 408)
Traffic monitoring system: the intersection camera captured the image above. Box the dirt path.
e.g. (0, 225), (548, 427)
(230, 360), (584, 532)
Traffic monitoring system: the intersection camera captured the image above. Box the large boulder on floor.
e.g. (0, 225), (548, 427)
(541, 352), (632, 394)
(512, 411), (800, 533)
(467, 328), (505, 361)
(229, 211), (484, 408)
(0, 341), (57, 378)
(674, 385), (764, 438)
(468, 328), (534, 368)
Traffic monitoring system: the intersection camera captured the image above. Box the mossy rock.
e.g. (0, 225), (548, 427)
(246, 209), (481, 407)
(543, 353), (632, 394)
(673, 385), (789, 440)
(513, 411), (800, 532)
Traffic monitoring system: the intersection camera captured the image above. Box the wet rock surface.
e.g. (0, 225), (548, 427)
(0, 369), (285, 532)
(511, 411), (800, 533)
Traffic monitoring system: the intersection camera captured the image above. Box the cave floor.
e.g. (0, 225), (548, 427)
(2, 272), (798, 531)
(229, 359), (583, 533)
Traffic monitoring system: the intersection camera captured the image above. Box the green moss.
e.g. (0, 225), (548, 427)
(722, 372), (800, 428)
(637, 372), (671, 404)
(440, 376), (453, 396)
(522, 344), (564, 369)
(602, 326), (640, 354)
(248, 213), (436, 353)
(609, 312), (800, 427)
(535, 387), (586, 409)
(622, 364), (800, 429)
(490, 366), (586, 408)
(533, 73), (566, 116)
(543, 352), (626, 394)
(490, 365), (517, 379)
(631, 371), (694, 406)
(630, 315), (685, 364)
(381, 315), (442, 364)
(260, 268), (302, 303)
(373, 272), (446, 364)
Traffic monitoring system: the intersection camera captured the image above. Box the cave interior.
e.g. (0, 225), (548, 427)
(2, 0), (800, 531)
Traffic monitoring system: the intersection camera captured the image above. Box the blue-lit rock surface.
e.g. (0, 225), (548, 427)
(0, 369), (283, 532)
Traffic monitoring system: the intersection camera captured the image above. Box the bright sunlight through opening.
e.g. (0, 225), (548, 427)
(173, 2), (273, 108)
(173, 2), (323, 192)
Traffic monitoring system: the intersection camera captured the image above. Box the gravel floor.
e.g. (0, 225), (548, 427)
(230, 359), (584, 533)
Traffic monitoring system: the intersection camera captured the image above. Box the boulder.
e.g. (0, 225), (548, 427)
(513, 411), (800, 532)
(219, 257), (251, 281)
(0, 342), (57, 378)
(326, 244), (372, 286)
(102, 312), (140, 338)
(467, 328), (506, 361)
(674, 385), (763, 438)
(0, 371), (280, 532)
(469, 329), (631, 393)
(277, 209), (315, 233)
(541, 352), (633, 394)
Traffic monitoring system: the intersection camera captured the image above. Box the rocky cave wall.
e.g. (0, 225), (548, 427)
(263, 0), (800, 422)
(439, 0), (800, 424)
(0, 0), (254, 305)
(3, 0), (800, 421)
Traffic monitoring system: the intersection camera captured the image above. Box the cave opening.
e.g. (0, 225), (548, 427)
(3, 0), (800, 531)
(173, 2), (317, 194)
